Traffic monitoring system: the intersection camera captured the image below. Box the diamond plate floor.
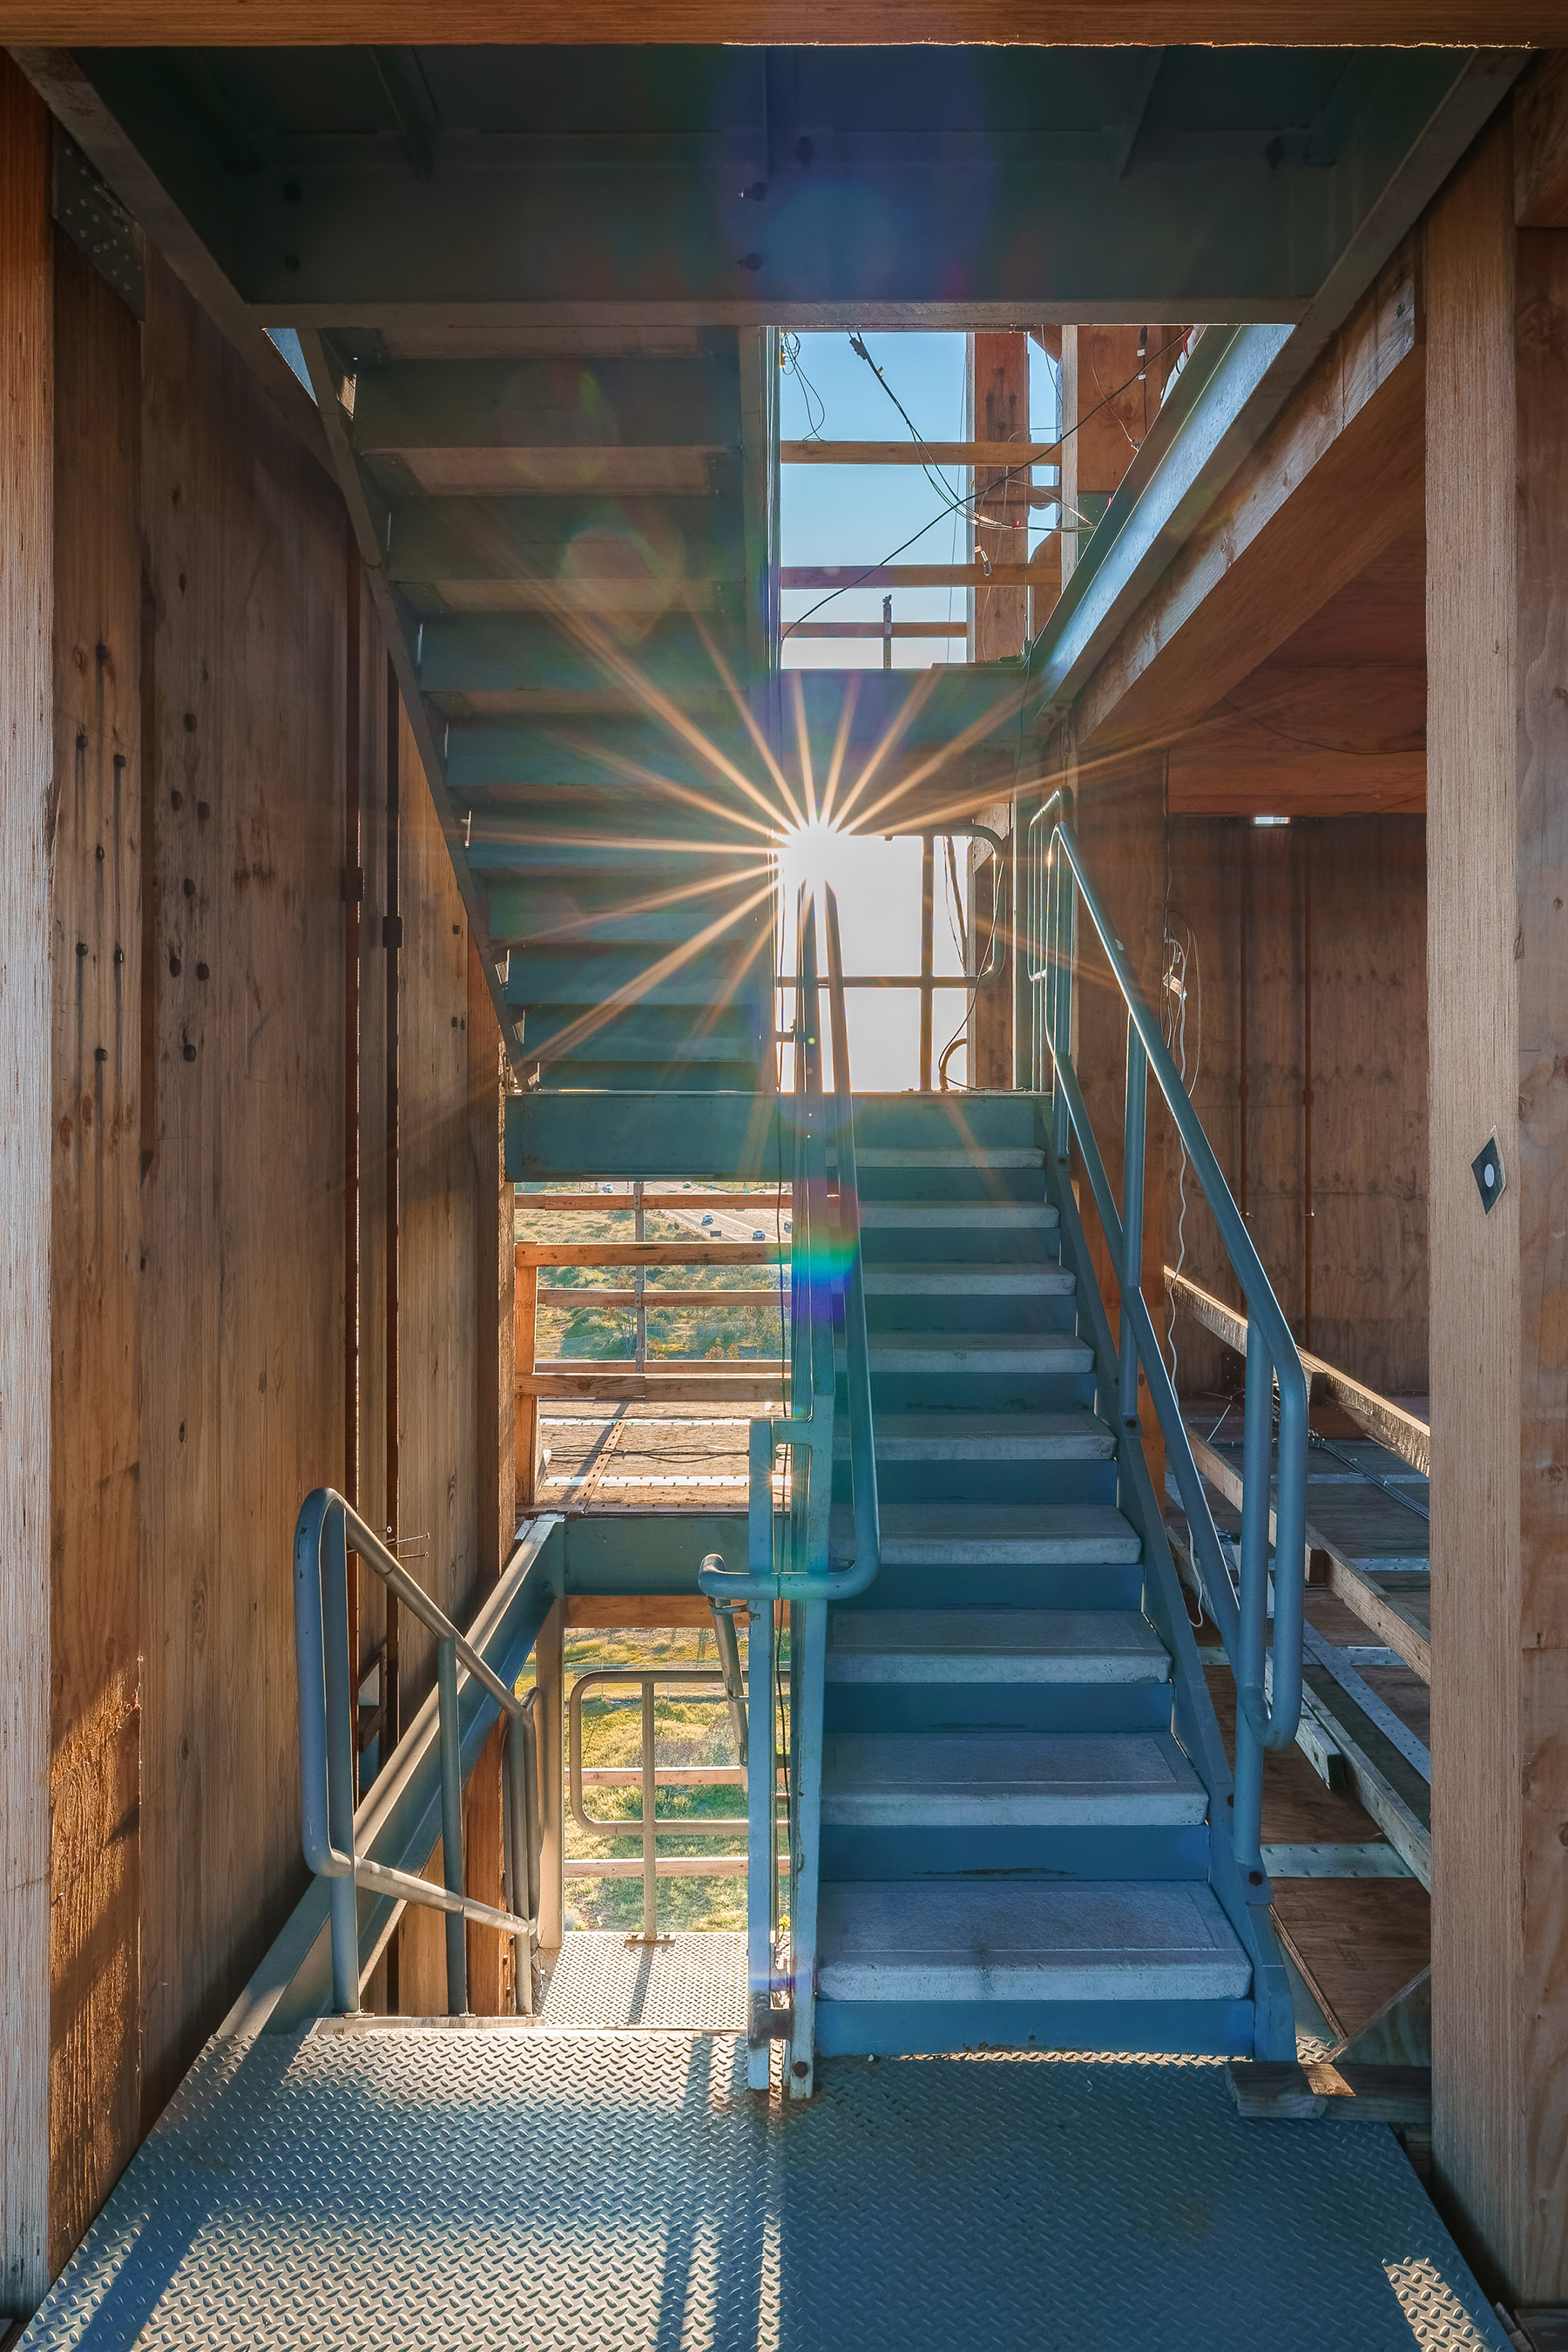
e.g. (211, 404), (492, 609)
(21, 2029), (1504, 2352)
(539, 1932), (747, 2030)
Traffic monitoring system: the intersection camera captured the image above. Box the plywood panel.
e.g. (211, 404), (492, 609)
(391, 692), (477, 1716)
(1426, 106), (1568, 2301)
(1166, 818), (1428, 1401)
(0, 51), (55, 2322)
(138, 242), (346, 2122)
(1067, 737), (1167, 1495)
(47, 231), (142, 2274)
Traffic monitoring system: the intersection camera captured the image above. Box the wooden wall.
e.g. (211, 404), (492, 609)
(1165, 816), (1428, 1400)
(1426, 91), (1568, 2303)
(21, 211), (516, 2295)
(1, 53), (55, 2323)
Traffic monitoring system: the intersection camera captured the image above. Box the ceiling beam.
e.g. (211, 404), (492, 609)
(1058, 242), (1427, 756)
(2, 5), (1563, 37)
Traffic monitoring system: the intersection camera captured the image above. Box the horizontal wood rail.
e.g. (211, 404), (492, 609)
(782, 439), (1059, 466)
(539, 1288), (781, 1308)
(1186, 1426), (1430, 1686)
(520, 1191), (789, 1212)
(789, 621), (967, 639)
(515, 1234), (790, 1504)
(520, 1241), (784, 1267)
(1166, 1267), (1429, 1477)
(784, 562), (1043, 591)
(521, 1369), (784, 1402)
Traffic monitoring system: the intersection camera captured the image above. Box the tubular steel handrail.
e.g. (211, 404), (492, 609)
(1024, 795), (1308, 1880)
(294, 1487), (540, 2017)
(698, 880), (881, 2095)
(567, 1666), (750, 1944)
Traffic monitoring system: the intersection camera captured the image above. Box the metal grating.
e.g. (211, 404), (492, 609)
(22, 2028), (1504, 2352)
(539, 1931), (747, 2031)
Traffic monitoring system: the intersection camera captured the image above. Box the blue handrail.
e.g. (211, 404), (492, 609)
(294, 1487), (539, 2016)
(1025, 795), (1308, 1878)
(699, 880), (878, 2095)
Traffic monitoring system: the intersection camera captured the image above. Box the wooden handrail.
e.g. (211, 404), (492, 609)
(519, 1191), (790, 1211)
(1164, 1267), (1429, 1477)
(519, 1241), (784, 1267)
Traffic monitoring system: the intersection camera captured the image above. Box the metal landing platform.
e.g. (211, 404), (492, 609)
(22, 2029), (1504, 2352)
(538, 1932), (747, 2031)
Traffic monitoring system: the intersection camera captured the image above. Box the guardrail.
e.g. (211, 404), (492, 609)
(1025, 795), (1308, 1887)
(700, 882), (879, 2097)
(567, 1650), (753, 1944)
(294, 1489), (541, 2017)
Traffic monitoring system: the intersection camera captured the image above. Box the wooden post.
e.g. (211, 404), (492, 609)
(533, 1599), (564, 1952)
(515, 1250), (538, 1514)
(1425, 95), (1568, 2301)
(1060, 325), (1148, 583)
(0, 52), (53, 2319)
(969, 331), (1032, 663)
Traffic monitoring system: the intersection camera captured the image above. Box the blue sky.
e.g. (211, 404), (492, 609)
(780, 331), (1059, 672)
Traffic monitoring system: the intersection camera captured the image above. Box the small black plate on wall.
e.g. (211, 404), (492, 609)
(1472, 1134), (1505, 1213)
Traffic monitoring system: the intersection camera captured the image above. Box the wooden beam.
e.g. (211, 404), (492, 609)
(521, 1192), (789, 1211)
(782, 440), (1058, 467)
(564, 1596), (714, 1626)
(3, 7), (1556, 43)
(521, 1370), (783, 1401)
(1073, 245), (1423, 756)
(1061, 324), (1146, 585)
(1425, 112), (1568, 2302)
(1186, 1427), (1430, 1685)
(783, 564), (1039, 591)
(1166, 1269), (1430, 1478)
(1515, 51), (1568, 228)
(0, 50), (52, 2321)
(971, 334), (1033, 662)
(518, 1241), (781, 1267)
(538, 1288), (781, 1307)
(788, 622), (966, 640)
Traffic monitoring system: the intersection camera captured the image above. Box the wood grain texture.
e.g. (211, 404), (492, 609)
(2, 2), (1559, 34)
(1424, 118), (1568, 2304)
(47, 232), (142, 2277)
(468, 936), (514, 1590)
(137, 241), (347, 2125)
(390, 690), (477, 1726)
(1515, 51), (1568, 229)
(1078, 249), (1423, 759)
(1067, 735), (1167, 1500)
(1060, 325), (1146, 586)
(970, 333), (1031, 664)
(1164, 820), (1427, 1401)
(0, 50), (53, 2323)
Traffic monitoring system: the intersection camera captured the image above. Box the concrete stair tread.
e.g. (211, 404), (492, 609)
(866, 1332), (1091, 1368)
(837, 1411), (1115, 1463)
(841, 1503), (1141, 1565)
(817, 1881), (1252, 2003)
(863, 1263), (1072, 1295)
(826, 1608), (1170, 1682)
(821, 1729), (1206, 1823)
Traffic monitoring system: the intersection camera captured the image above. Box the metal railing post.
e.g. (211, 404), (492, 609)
(1119, 1017), (1148, 1428)
(437, 1634), (469, 2014)
(639, 1678), (659, 1942)
(633, 1179), (647, 1368)
(919, 832), (935, 1091)
(321, 1499), (362, 2015)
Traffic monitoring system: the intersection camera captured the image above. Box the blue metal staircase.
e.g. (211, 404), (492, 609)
(814, 1092), (1255, 2058)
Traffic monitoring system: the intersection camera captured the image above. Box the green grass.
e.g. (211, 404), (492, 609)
(516, 1187), (790, 1362)
(520, 1623), (789, 1935)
